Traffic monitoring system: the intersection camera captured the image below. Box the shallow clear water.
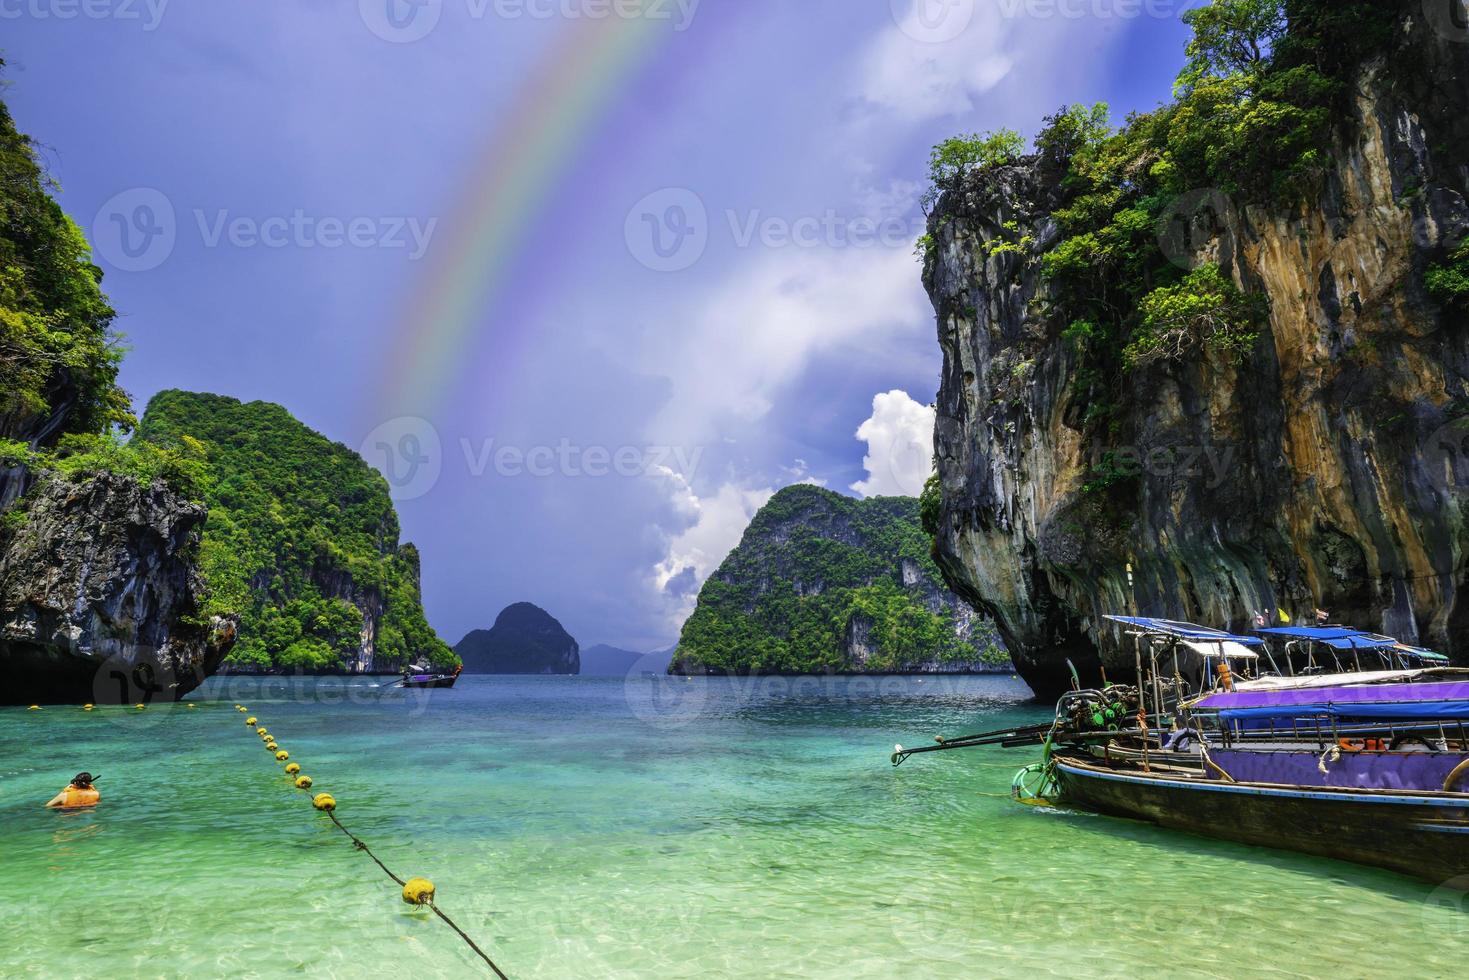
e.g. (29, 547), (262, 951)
(3, 674), (1467, 978)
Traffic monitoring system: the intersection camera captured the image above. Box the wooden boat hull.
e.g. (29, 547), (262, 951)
(1052, 753), (1469, 887)
(400, 674), (459, 689)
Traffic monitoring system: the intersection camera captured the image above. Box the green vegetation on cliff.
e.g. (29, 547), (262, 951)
(921, 0), (1401, 482)
(0, 85), (132, 443)
(673, 485), (1006, 674)
(0, 86), (206, 503)
(138, 391), (453, 672)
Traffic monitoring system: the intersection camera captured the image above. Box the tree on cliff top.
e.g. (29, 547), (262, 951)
(1177, 0), (1286, 94)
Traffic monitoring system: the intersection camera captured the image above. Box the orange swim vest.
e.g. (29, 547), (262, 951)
(60, 786), (100, 808)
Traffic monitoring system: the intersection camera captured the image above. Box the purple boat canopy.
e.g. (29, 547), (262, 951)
(1194, 680), (1469, 723)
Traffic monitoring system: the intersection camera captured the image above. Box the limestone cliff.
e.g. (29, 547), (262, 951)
(0, 471), (236, 704)
(925, 5), (1469, 695)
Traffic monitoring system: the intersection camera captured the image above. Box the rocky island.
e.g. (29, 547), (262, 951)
(456, 602), (581, 674)
(670, 484), (1008, 675)
(137, 391), (453, 675)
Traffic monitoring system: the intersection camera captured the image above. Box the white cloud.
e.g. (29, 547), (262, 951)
(857, 3), (1016, 120)
(649, 244), (930, 446)
(651, 471), (775, 631)
(851, 389), (935, 498)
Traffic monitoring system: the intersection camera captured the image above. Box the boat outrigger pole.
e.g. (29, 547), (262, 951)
(891, 722), (1053, 765)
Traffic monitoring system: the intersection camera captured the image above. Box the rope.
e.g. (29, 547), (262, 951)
(315, 805), (508, 979)
(234, 705), (510, 978)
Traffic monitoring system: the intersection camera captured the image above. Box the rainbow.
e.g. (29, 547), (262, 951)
(373, 13), (686, 426)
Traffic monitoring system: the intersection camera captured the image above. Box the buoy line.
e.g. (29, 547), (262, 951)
(233, 704), (510, 978)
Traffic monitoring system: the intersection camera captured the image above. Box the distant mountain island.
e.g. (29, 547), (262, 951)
(671, 485), (1010, 675)
(580, 644), (675, 677)
(457, 602), (580, 674)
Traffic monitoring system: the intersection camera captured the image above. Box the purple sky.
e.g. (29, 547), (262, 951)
(6, 0), (1192, 652)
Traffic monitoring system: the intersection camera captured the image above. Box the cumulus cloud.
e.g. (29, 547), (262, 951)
(851, 389), (936, 498)
(649, 244), (930, 445)
(651, 470), (775, 631)
(857, 1), (1017, 120)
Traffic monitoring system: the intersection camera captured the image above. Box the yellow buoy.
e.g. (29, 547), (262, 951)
(246, 717), (257, 726)
(265, 741), (278, 751)
(275, 750), (290, 762)
(257, 728), (270, 737)
(236, 705), (247, 712)
(312, 793), (336, 811)
(83, 704), (94, 711)
(187, 703), (196, 710)
(134, 703), (146, 710)
(401, 877), (435, 906)
(27, 705), (40, 710)
(294, 775), (313, 789)
(285, 763), (301, 775)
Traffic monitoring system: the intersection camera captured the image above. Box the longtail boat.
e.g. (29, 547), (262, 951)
(400, 664), (462, 689)
(891, 617), (1469, 887)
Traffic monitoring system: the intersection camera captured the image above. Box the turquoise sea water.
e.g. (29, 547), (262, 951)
(3, 674), (1467, 978)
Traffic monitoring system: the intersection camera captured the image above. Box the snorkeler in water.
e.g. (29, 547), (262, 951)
(44, 772), (101, 809)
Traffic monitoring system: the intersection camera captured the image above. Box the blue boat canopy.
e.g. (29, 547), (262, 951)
(1254, 626), (1450, 661)
(1103, 616), (1265, 646)
(1254, 626), (1395, 649)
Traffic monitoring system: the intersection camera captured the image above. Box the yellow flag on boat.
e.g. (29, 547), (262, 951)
(1278, 608), (1290, 623)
